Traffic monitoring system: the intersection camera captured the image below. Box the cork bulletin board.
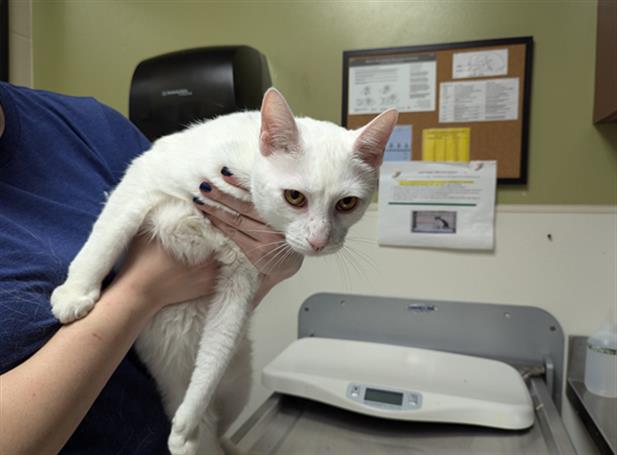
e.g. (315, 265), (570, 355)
(342, 37), (533, 184)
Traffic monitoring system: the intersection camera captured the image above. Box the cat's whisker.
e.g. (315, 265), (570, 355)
(261, 244), (294, 276)
(341, 246), (369, 284)
(342, 247), (371, 281)
(347, 234), (374, 240)
(251, 249), (284, 271)
(343, 243), (379, 273)
(257, 244), (286, 270)
(242, 228), (284, 235)
(254, 242), (292, 273)
(267, 246), (295, 277)
(252, 242), (289, 268)
(334, 250), (351, 291)
(243, 239), (287, 256)
(333, 250), (353, 291)
(279, 231), (304, 243)
(342, 250), (358, 290)
(345, 254), (376, 287)
(347, 236), (377, 245)
(347, 246), (376, 270)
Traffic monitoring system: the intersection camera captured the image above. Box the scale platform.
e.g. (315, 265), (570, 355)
(263, 337), (534, 429)
(231, 293), (576, 455)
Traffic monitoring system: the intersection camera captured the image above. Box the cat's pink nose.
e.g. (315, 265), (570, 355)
(307, 239), (326, 252)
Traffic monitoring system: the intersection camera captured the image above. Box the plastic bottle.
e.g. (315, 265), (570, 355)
(584, 310), (617, 398)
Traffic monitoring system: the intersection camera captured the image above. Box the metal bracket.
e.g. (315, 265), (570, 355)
(544, 356), (555, 400)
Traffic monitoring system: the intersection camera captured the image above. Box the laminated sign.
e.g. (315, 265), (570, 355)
(378, 161), (497, 250)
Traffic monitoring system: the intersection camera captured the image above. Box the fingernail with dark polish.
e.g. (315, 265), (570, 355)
(200, 181), (212, 192)
(193, 196), (205, 205)
(221, 166), (233, 177)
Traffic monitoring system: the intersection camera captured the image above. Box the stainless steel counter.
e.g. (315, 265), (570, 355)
(233, 295), (577, 454)
(231, 378), (576, 455)
(567, 336), (617, 455)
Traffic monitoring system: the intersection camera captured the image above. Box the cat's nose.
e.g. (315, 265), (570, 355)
(307, 238), (326, 252)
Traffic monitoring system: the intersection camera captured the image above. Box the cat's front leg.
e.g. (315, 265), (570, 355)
(51, 164), (158, 323)
(168, 266), (257, 455)
(50, 282), (102, 324)
(171, 407), (240, 455)
(168, 408), (227, 455)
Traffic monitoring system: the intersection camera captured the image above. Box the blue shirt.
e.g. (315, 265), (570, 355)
(0, 82), (170, 453)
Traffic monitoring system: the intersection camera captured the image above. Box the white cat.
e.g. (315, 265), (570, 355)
(51, 88), (397, 455)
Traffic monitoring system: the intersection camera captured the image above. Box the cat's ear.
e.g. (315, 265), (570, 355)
(353, 109), (399, 168)
(260, 88), (299, 156)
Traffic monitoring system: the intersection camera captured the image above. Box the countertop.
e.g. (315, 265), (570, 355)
(567, 336), (617, 455)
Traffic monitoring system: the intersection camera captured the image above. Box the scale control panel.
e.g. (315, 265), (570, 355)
(346, 383), (423, 411)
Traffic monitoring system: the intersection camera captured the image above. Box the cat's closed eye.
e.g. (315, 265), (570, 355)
(336, 196), (359, 212)
(283, 189), (307, 208)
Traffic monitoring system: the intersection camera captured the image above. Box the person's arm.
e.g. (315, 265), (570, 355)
(0, 236), (220, 455)
(0, 167), (301, 455)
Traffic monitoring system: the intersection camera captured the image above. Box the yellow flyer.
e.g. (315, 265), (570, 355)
(422, 128), (470, 162)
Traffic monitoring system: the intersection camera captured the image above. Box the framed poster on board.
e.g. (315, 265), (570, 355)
(342, 37), (533, 185)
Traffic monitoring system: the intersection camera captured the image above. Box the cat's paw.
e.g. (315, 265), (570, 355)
(168, 412), (200, 455)
(50, 284), (100, 323)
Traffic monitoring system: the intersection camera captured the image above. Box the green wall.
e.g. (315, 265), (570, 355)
(32, 0), (616, 205)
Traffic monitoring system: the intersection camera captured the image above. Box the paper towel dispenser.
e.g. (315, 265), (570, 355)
(129, 46), (271, 141)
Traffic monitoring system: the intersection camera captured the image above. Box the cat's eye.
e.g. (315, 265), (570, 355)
(336, 196), (359, 212)
(284, 190), (307, 208)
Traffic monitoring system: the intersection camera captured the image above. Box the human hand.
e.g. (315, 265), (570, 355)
(107, 234), (220, 316)
(193, 167), (303, 286)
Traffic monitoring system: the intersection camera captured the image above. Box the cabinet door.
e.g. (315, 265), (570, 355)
(594, 0), (617, 123)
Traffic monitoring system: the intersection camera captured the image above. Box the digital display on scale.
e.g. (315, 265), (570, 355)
(364, 388), (404, 406)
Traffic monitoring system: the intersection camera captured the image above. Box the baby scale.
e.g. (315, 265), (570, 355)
(263, 337), (534, 429)
(232, 294), (575, 455)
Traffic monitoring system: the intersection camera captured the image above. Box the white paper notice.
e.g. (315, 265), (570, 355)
(349, 55), (436, 114)
(439, 78), (519, 123)
(453, 49), (508, 79)
(378, 161), (497, 250)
